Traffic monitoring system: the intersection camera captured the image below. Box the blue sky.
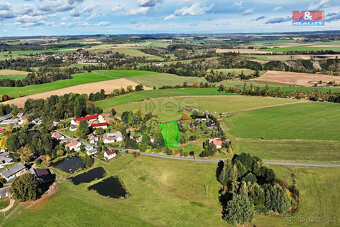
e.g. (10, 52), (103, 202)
(0, 0), (339, 36)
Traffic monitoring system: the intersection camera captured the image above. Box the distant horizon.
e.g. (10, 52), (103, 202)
(1, 29), (340, 39)
(0, 0), (339, 37)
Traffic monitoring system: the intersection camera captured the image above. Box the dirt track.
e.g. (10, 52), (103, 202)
(4, 78), (150, 108)
(253, 70), (340, 87)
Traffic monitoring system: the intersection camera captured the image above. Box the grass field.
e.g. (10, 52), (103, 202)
(93, 47), (163, 60)
(106, 95), (302, 121)
(0, 49), (77, 59)
(261, 46), (340, 52)
(212, 68), (266, 76)
(0, 69), (28, 80)
(2, 155), (339, 227)
(0, 70), (159, 98)
(227, 102), (340, 141)
(128, 73), (208, 88)
(237, 139), (340, 163)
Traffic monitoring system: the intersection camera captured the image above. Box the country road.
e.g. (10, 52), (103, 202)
(58, 132), (340, 167)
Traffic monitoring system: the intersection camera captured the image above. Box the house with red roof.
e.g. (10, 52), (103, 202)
(91, 122), (108, 129)
(71, 114), (101, 125)
(209, 138), (223, 149)
(66, 139), (81, 151)
(104, 149), (116, 160)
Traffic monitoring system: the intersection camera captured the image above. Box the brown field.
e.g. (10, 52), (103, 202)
(216, 49), (273, 54)
(4, 78), (151, 108)
(253, 70), (340, 87)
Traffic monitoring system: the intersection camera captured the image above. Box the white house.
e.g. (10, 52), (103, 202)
(90, 134), (99, 144)
(70, 125), (77, 132)
(52, 132), (65, 140)
(66, 140), (81, 151)
(0, 152), (13, 168)
(103, 132), (123, 144)
(0, 186), (10, 198)
(104, 149), (116, 160)
(86, 145), (97, 156)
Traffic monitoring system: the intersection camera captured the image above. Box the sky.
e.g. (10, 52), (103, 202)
(0, 0), (339, 36)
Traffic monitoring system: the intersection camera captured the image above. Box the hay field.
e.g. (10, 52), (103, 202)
(4, 78), (150, 108)
(254, 70), (340, 87)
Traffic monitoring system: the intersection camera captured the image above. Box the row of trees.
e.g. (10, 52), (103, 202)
(216, 153), (299, 225)
(225, 84), (340, 103)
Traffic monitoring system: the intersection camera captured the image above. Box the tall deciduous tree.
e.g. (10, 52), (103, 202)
(10, 173), (39, 202)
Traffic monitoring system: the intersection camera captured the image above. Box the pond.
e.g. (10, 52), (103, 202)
(54, 156), (85, 173)
(71, 167), (106, 185)
(88, 177), (127, 199)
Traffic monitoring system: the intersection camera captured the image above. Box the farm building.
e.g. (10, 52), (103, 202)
(0, 163), (27, 181)
(29, 168), (54, 184)
(104, 149), (116, 160)
(103, 132), (123, 144)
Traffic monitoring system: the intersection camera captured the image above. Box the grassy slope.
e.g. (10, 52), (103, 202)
(95, 88), (234, 109)
(0, 70), (159, 98)
(261, 46), (340, 52)
(3, 156), (339, 227)
(128, 74), (208, 88)
(0, 49), (77, 60)
(227, 102), (340, 141)
(237, 139), (340, 163)
(108, 95), (301, 122)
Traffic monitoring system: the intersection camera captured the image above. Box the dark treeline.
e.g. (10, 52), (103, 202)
(0, 104), (17, 116)
(224, 84), (340, 103)
(0, 57), (66, 70)
(0, 71), (72, 87)
(24, 93), (103, 121)
(158, 81), (216, 89)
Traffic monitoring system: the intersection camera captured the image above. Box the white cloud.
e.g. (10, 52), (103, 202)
(96, 21), (110, 26)
(233, 0), (243, 9)
(308, 0), (331, 10)
(243, 9), (254, 15)
(272, 6), (282, 12)
(165, 3), (214, 20)
(112, 4), (124, 13)
(0, 2), (10, 11)
(127, 7), (150, 15)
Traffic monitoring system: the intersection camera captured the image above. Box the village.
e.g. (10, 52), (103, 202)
(0, 105), (232, 207)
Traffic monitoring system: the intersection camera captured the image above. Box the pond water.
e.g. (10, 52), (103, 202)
(54, 156), (85, 173)
(88, 177), (127, 198)
(71, 167), (106, 185)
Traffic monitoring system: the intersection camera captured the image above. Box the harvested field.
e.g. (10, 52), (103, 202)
(216, 49), (273, 54)
(268, 54), (340, 61)
(253, 70), (340, 87)
(4, 78), (150, 108)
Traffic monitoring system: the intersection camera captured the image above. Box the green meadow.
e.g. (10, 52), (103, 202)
(2, 155), (339, 227)
(227, 102), (340, 141)
(103, 95), (301, 121)
(237, 139), (340, 163)
(261, 46), (340, 52)
(0, 49), (77, 59)
(0, 70), (160, 98)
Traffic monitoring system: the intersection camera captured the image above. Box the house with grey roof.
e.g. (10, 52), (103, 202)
(0, 186), (10, 198)
(0, 152), (13, 168)
(0, 114), (13, 122)
(0, 163), (27, 181)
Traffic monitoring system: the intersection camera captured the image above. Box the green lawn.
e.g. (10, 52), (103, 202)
(2, 155), (339, 227)
(106, 95), (302, 121)
(227, 102), (340, 141)
(0, 198), (9, 209)
(0, 70), (160, 98)
(237, 139), (340, 163)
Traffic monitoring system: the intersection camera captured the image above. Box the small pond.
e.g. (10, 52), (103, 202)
(71, 167), (106, 185)
(88, 177), (127, 199)
(54, 156), (85, 174)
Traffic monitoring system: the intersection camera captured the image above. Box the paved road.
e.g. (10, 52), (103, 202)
(57, 133), (340, 167)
